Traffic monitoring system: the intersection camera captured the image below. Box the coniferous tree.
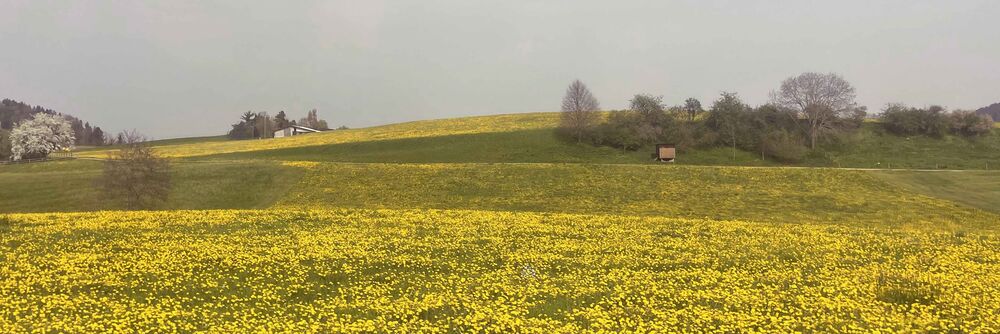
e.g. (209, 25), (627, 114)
(274, 111), (291, 129)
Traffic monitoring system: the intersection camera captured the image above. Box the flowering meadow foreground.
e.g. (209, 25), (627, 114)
(1, 209), (998, 332)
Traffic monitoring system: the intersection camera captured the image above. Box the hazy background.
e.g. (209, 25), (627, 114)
(1, 0), (997, 139)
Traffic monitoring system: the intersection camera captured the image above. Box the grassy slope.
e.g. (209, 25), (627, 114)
(76, 113), (562, 159)
(76, 112), (997, 169)
(199, 129), (651, 164)
(0, 159), (303, 213)
(810, 125), (1000, 169)
(74, 135), (229, 152)
(197, 129), (779, 165)
(5, 112), (996, 217)
(275, 162), (997, 231)
(872, 170), (1000, 214)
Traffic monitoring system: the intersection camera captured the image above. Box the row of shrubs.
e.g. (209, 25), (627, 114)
(561, 93), (861, 163)
(562, 98), (992, 163)
(880, 104), (993, 138)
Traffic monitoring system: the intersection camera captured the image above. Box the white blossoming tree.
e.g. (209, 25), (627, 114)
(9, 113), (75, 161)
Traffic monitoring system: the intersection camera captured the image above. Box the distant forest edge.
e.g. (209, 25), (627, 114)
(1, 98), (109, 160)
(977, 103), (1000, 122)
(1, 98), (107, 146)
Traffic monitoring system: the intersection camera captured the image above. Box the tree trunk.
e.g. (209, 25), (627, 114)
(731, 129), (737, 161)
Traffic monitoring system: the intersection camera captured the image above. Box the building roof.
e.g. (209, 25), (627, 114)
(275, 125), (322, 133)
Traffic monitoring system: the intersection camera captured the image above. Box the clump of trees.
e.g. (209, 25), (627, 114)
(950, 111), (995, 137)
(556, 73), (869, 162)
(8, 113), (76, 161)
(879, 104), (993, 138)
(299, 109), (330, 131)
(1, 99), (106, 147)
(228, 109), (332, 140)
(597, 94), (681, 152)
(1, 99), (106, 160)
(97, 130), (171, 210)
(229, 111), (269, 140)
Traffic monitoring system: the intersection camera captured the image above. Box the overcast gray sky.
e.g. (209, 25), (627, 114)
(1, 1), (997, 139)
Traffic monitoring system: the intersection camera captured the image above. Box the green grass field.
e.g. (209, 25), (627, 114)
(0, 159), (303, 213)
(872, 170), (1000, 214)
(808, 125), (1000, 169)
(274, 162), (996, 231)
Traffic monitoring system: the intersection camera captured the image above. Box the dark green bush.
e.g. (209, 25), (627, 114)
(762, 131), (807, 163)
(880, 104), (950, 137)
(587, 95), (682, 152)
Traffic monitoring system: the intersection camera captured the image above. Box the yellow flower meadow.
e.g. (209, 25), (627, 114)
(1, 209), (998, 332)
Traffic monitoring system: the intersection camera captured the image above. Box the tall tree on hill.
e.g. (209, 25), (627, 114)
(0, 129), (11, 160)
(559, 80), (601, 143)
(683, 98), (703, 121)
(298, 109), (330, 130)
(82, 122), (93, 145)
(629, 94), (676, 132)
(706, 92), (750, 160)
(770, 72), (859, 149)
(629, 94), (665, 120)
(241, 111), (257, 138)
(274, 111), (291, 129)
(91, 127), (105, 145)
(255, 112), (274, 138)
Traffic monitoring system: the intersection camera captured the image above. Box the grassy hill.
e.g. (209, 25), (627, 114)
(4, 112), (1000, 331)
(76, 113), (563, 159)
(73, 112), (1000, 169)
(4, 112), (1000, 215)
(808, 124), (1000, 170)
(872, 170), (1000, 214)
(275, 162), (997, 231)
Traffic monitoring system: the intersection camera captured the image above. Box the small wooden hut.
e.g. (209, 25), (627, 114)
(655, 144), (676, 162)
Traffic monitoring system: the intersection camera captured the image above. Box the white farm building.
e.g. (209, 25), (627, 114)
(273, 125), (321, 138)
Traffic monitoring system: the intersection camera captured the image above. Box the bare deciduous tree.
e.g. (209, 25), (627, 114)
(770, 72), (858, 149)
(559, 80), (600, 143)
(98, 130), (171, 210)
